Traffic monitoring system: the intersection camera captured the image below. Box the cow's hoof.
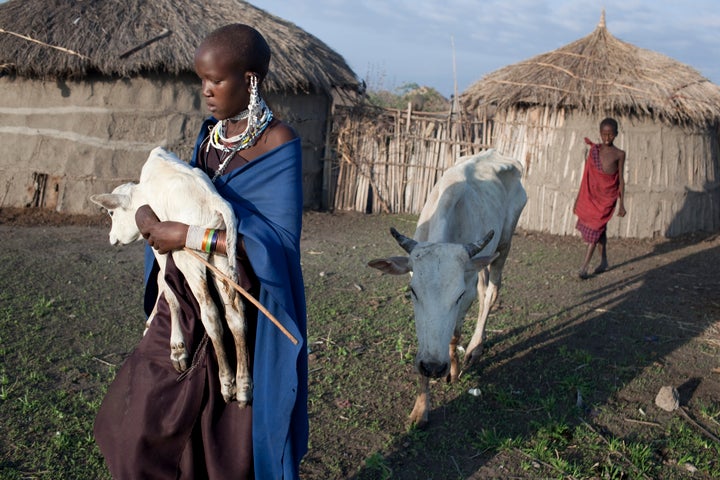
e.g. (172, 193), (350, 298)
(408, 413), (428, 430)
(408, 406), (429, 429)
(463, 345), (484, 368)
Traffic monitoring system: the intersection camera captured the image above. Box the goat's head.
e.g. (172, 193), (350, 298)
(90, 182), (143, 245)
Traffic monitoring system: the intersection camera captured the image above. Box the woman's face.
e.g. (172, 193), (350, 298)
(194, 44), (250, 120)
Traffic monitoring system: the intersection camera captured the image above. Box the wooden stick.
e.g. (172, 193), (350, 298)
(0, 28), (90, 59)
(119, 28), (171, 59)
(623, 417), (662, 428)
(183, 247), (299, 345)
(678, 407), (720, 443)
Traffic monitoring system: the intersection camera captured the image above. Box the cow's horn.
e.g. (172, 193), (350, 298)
(390, 227), (417, 253)
(465, 230), (495, 258)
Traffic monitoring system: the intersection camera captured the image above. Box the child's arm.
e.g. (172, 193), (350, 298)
(616, 151), (627, 217)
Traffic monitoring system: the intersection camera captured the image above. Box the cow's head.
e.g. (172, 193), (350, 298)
(90, 182), (143, 246)
(368, 227), (495, 378)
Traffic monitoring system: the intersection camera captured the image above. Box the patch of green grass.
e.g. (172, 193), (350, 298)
(361, 452), (393, 480)
(31, 295), (58, 318)
(662, 417), (720, 476)
(472, 428), (522, 453)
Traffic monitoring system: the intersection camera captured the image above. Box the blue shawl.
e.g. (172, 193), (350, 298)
(143, 117), (308, 478)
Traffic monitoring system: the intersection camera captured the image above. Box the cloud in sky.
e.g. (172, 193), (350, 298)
(255, 0), (720, 97)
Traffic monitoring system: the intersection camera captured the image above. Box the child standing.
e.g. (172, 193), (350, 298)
(574, 117), (627, 279)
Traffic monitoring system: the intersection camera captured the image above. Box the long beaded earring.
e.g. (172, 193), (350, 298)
(247, 74), (261, 131)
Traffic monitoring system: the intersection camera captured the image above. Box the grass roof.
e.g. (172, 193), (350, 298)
(461, 12), (720, 125)
(0, 0), (359, 94)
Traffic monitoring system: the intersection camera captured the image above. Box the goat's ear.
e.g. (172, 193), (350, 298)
(368, 256), (411, 275)
(468, 252), (500, 271)
(90, 193), (128, 210)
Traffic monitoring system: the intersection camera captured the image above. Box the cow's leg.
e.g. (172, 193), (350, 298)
(465, 248), (508, 366)
(448, 333), (462, 382)
(409, 374), (431, 428)
(216, 278), (252, 408)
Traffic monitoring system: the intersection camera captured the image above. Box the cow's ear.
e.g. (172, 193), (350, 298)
(468, 252), (500, 271)
(368, 256), (411, 275)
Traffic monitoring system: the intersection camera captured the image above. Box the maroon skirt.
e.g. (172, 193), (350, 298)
(94, 253), (256, 479)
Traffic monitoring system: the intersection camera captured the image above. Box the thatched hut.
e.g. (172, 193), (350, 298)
(0, 0), (359, 213)
(461, 12), (720, 238)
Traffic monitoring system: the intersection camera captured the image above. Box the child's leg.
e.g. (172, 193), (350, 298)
(579, 242), (596, 279)
(594, 233), (608, 274)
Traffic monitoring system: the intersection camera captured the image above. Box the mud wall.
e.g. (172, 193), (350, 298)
(492, 107), (720, 238)
(0, 74), (330, 214)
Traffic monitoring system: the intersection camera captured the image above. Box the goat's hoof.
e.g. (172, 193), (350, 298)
(171, 357), (188, 373)
(235, 389), (253, 406)
(220, 382), (237, 404)
(236, 378), (253, 404)
(170, 345), (188, 372)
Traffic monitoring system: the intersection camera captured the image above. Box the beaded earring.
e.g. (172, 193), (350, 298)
(247, 74), (262, 131)
(206, 72), (274, 181)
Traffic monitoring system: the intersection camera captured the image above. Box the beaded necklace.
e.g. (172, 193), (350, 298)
(207, 99), (273, 181)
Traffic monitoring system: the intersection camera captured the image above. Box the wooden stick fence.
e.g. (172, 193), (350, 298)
(328, 103), (490, 214)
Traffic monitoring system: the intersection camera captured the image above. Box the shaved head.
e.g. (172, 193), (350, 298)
(199, 24), (271, 81)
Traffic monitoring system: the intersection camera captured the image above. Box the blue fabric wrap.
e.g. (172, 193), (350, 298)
(142, 117), (308, 479)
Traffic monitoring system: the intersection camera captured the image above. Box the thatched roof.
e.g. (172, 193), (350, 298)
(461, 12), (720, 125)
(0, 0), (359, 94)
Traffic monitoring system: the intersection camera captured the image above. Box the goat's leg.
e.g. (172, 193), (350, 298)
(409, 374), (431, 428)
(184, 275), (236, 402)
(161, 286), (190, 373)
(144, 292), (161, 336)
(219, 285), (252, 407)
(151, 257), (188, 372)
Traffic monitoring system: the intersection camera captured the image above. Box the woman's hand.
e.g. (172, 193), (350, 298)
(135, 205), (189, 254)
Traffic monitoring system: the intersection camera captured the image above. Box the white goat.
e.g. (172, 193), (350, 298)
(90, 146), (251, 406)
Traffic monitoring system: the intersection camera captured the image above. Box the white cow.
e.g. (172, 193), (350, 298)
(90, 146), (251, 406)
(368, 149), (527, 426)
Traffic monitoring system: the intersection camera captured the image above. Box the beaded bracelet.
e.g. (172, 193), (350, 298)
(210, 230), (219, 252)
(186, 226), (223, 253)
(202, 229), (217, 253)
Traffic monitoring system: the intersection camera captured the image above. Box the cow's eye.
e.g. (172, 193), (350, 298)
(455, 292), (465, 304)
(409, 287), (418, 300)
(108, 210), (114, 216)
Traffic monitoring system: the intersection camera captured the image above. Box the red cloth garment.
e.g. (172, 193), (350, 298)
(574, 140), (620, 244)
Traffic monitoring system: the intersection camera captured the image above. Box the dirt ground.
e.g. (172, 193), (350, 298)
(1, 206), (720, 479)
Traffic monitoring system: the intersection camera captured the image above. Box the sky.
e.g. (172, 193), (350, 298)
(253, 0), (720, 98)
